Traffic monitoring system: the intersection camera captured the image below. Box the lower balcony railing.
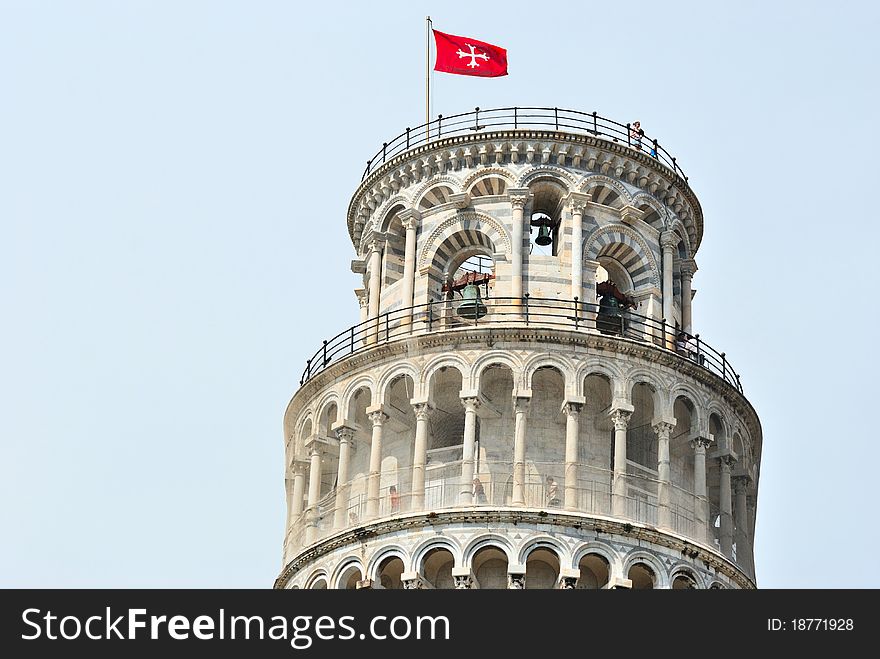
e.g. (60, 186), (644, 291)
(284, 461), (754, 579)
(300, 297), (742, 393)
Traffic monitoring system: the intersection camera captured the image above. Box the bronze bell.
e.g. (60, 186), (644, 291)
(456, 283), (488, 319)
(535, 223), (553, 246)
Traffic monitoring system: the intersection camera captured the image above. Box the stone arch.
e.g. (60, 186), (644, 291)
(418, 210), (511, 271)
(462, 534), (516, 566)
(625, 368), (669, 415)
(668, 219), (692, 258)
(622, 550), (668, 589)
(314, 393), (341, 434)
(462, 167), (516, 194)
(340, 376), (375, 420)
(669, 386), (706, 434)
(580, 174), (634, 207)
(409, 175), (463, 211)
(571, 541), (622, 574)
(421, 355), (470, 394)
(330, 557), (365, 590)
(517, 165), (579, 191)
(469, 351), (525, 391)
(516, 535), (568, 566)
(522, 354), (576, 392)
(575, 360), (626, 398)
(366, 545), (410, 581)
(305, 569), (330, 590)
(411, 537), (463, 572)
(375, 197), (414, 233)
(584, 223), (661, 289)
(377, 363), (421, 406)
(669, 563), (704, 589)
(631, 192), (668, 231)
(418, 184), (456, 211)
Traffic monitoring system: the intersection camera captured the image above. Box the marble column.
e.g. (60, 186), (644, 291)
(719, 455), (736, 557)
(568, 194), (589, 303)
(365, 407), (387, 519)
(512, 397), (530, 505)
(400, 212), (419, 326)
(734, 474), (752, 573)
(611, 407), (632, 517)
(680, 259), (697, 335)
(410, 402), (432, 512)
(660, 231), (677, 348)
(691, 437), (712, 544)
(333, 427), (355, 529)
(460, 397), (481, 504)
(563, 402), (582, 510)
(509, 189), (530, 305)
(653, 420), (676, 529)
(366, 237), (384, 344)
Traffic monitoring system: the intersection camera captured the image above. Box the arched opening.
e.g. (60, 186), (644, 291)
(477, 365), (515, 505)
(345, 387), (372, 522)
(527, 179), (566, 256)
(337, 564), (363, 590)
(382, 208), (407, 290)
(472, 546), (509, 590)
(577, 553), (610, 589)
(587, 183), (625, 210)
(309, 577), (328, 590)
(628, 563), (655, 590)
(381, 375), (416, 515)
(316, 404), (339, 500)
(525, 547), (560, 589)
(708, 413), (726, 551)
(428, 229), (496, 313)
(425, 366), (464, 508)
(672, 571), (697, 589)
(579, 373), (614, 515)
(672, 396), (698, 536)
(527, 367), (565, 507)
(422, 547), (455, 589)
(625, 382), (658, 525)
(376, 555), (406, 590)
(418, 184), (454, 211)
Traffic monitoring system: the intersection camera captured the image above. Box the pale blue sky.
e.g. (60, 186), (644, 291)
(2, 1), (877, 587)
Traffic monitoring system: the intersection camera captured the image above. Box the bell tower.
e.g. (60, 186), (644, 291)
(276, 108), (761, 590)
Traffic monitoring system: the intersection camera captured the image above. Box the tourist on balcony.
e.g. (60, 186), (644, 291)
(389, 485), (401, 513)
(630, 121), (643, 151)
(545, 477), (560, 507)
(473, 477), (488, 504)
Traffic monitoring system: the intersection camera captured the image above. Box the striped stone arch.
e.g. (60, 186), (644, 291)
(580, 174), (634, 209)
(584, 223), (660, 289)
(668, 219), (692, 259)
(516, 164), (579, 191)
(417, 211), (511, 271)
(631, 192), (668, 231)
(375, 196), (414, 233)
(461, 167), (516, 195)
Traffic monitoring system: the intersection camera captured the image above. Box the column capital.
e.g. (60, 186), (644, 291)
(562, 401), (583, 417)
(566, 192), (591, 214)
(449, 192), (471, 209)
(367, 235), (386, 253)
(412, 402), (434, 421)
(513, 396), (531, 414)
(366, 405), (387, 427)
(610, 408), (632, 431)
(507, 568), (526, 589)
(397, 207), (422, 226)
(680, 258), (698, 278)
(451, 567), (478, 589)
(290, 459), (309, 475)
(733, 473), (752, 492)
(660, 231), (678, 250)
(652, 419), (676, 437)
(719, 453), (738, 469)
(460, 396), (481, 414)
(333, 424), (356, 443)
(508, 188), (531, 208)
(690, 436), (713, 451)
(355, 288), (369, 308)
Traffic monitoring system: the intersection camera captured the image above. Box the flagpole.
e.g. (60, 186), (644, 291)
(426, 16), (431, 143)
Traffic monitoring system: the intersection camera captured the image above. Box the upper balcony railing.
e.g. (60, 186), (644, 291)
(361, 106), (688, 183)
(299, 297), (742, 393)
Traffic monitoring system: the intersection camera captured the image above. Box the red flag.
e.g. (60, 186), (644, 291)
(433, 29), (508, 78)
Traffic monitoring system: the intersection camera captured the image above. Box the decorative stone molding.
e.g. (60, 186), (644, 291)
(582, 223), (661, 288)
(417, 210), (512, 270)
(507, 573), (526, 589)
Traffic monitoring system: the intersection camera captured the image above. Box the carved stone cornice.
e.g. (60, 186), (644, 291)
(272, 508), (757, 591)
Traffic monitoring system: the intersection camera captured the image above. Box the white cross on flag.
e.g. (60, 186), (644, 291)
(433, 29), (508, 77)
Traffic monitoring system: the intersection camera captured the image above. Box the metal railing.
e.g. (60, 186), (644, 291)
(284, 460), (753, 578)
(361, 106), (687, 183)
(299, 296), (742, 392)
